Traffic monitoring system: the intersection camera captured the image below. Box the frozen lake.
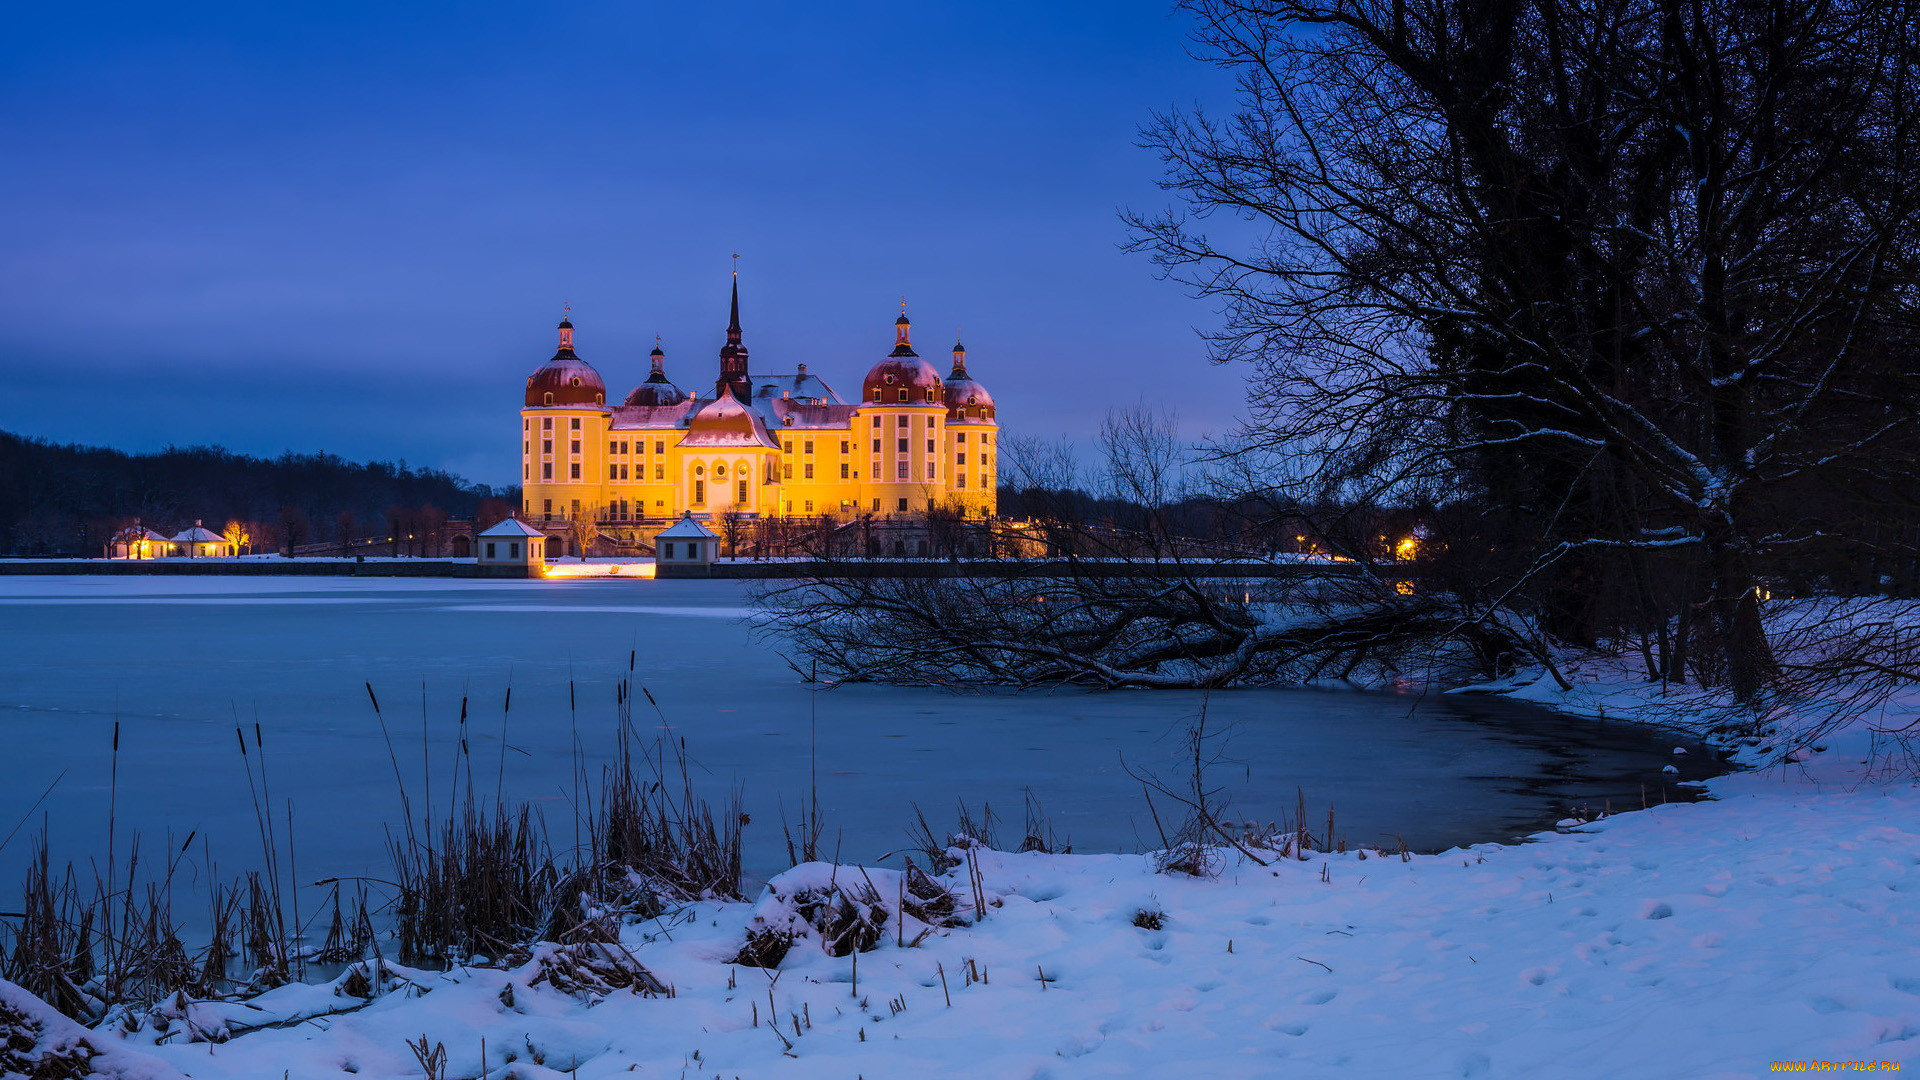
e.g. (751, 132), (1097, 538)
(0, 575), (1714, 899)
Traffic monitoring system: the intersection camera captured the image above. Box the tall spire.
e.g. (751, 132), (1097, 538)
(717, 261), (751, 401)
(557, 304), (575, 352)
(950, 334), (967, 377)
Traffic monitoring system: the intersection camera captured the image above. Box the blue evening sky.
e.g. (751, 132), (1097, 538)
(0, 1), (1246, 487)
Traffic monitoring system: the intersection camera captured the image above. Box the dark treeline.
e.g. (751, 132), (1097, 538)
(0, 430), (516, 556)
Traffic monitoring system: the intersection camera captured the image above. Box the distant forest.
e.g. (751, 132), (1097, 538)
(0, 430), (516, 556)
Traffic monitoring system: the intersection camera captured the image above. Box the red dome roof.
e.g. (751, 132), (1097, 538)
(526, 353), (607, 407)
(524, 319), (606, 407)
(860, 314), (943, 405)
(624, 345), (686, 406)
(942, 341), (994, 420)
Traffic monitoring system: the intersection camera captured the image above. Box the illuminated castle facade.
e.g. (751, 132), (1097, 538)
(519, 281), (999, 537)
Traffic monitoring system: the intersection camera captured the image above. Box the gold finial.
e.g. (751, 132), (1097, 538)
(900, 295), (907, 315)
(731, 253), (739, 277)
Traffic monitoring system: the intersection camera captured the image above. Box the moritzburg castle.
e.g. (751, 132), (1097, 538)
(518, 280), (999, 547)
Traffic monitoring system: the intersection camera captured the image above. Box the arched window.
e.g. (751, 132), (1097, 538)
(872, 388), (882, 401)
(544, 393), (554, 405)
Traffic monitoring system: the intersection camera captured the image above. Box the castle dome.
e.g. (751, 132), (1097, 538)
(525, 317), (607, 407)
(942, 338), (995, 421)
(860, 312), (943, 405)
(624, 343), (687, 407)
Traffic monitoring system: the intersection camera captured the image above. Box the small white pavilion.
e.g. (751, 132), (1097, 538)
(169, 521), (232, 558)
(476, 517), (546, 576)
(653, 513), (719, 578)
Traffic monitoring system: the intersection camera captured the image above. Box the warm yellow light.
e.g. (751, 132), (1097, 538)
(1395, 536), (1419, 560)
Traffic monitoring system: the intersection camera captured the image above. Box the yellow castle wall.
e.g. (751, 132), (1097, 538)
(519, 402), (997, 527)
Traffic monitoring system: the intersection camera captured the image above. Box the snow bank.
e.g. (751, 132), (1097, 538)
(41, 735), (1906, 1079)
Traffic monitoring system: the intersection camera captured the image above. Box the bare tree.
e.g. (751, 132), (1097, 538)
(753, 407), (1541, 690)
(1123, 0), (1920, 707)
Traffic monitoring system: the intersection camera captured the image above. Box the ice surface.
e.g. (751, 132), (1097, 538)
(0, 576), (1712, 903)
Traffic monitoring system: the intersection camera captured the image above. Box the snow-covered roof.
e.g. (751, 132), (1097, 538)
(171, 525), (224, 543)
(478, 517), (546, 538)
(654, 513), (719, 539)
(752, 372), (845, 407)
(680, 391), (781, 449)
(608, 399), (699, 430)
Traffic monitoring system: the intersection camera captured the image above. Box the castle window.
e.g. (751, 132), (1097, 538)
(872, 388), (882, 401)
(927, 439), (935, 453)
(570, 377), (580, 387)
(897, 438), (908, 452)
(957, 475), (967, 488)
(803, 463), (813, 479)
(570, 463), (580, 479)
(783, 464), (792, 479)
(654, 440), (664, 454)
(884, 374), (895, 384)
(621, 464), (629, 479)
(956, 432), (966, 442)
(898, 416), (909, 427)
(897, 498), (909, 512)
(654, 465), (664, 480)
(571, 418), (580, 429)
(694, 480), (705, 503)
(608, 442), (617, 455)
(737, 479), (748, 502)
(983, 454), (990, 468)
(871, 439), (880, 452)
(783, 441), (793, 454)
(872, 498), (880, 511)
(523, 420), (529, 430)
(662, 542), (674, 559)
(543, 418), (552, 430)
(609, 464), (618, 480)
(571, 499), (581, 518)
(804, 500), (813, 513)
(927, 462), (936, 479)
(694, 465), (704, 476)
(968, 395), (977, 405)
(897, 462), (908, 479)
(786, 501), (793, 513)
(898, 389), (909, 402)
(543, 499), (552, 520)
(715, 464), (727, 478)
(803, 440), (813, 455)
(543, 463), (553, 479)
(524, 440), (530, 456)
(544, 393), (554, 405)
(655, 500), (663, 508)
(871, 417), (881, 427)
(840, 440), (849, 453)
(486, 542), (497, 559)
(571, 440), (581, 454)
(840, 463), (849, 479)
(524, 465), (529, 479)
(925, 389), (935, 401)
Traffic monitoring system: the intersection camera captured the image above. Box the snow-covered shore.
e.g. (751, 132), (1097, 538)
(7, 677), (1916, 1079)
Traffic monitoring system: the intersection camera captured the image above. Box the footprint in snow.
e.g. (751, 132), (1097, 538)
(1642, 901), (1674, 920)
(1301, 988), (1338, 1005)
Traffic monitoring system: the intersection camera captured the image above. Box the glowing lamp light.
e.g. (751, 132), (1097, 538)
(1395, 536), (1419, 560)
